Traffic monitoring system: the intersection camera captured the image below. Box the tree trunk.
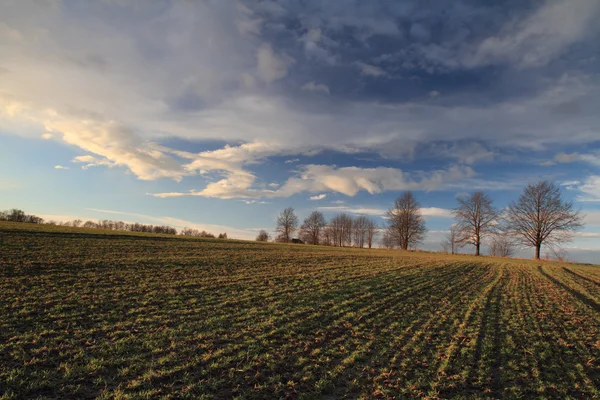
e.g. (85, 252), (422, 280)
(535, 243), (541, 260)
(475, 243), (480, 256)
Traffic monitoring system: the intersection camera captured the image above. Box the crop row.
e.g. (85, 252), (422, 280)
(1, 225), (599, 399)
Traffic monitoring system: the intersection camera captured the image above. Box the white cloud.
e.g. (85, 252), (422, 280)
(542, 152), (581, 166)
(581, 153), (600, 167)
(241, 200), (269, 205)
(153, 163), (475, 199)
(283, 164), (475, 197)
(584, 211), (600, 225)
(301, 82), (330, 95)
(54, 165), (68, 169)
(578, 176), (600, 202)
(561, 180), (580, 186)
(555, 152), (580, 163)
(257, 44), (295, 83)
(235, 3), (262, 36)
(318, 206), (386, 216)
(414, 0), (600, 70)
(41, 133), (53, 139)
(309, 194), (326, 200)
(316, 205), (452, 218)
(420, 207), (453, 218)
(576, 232), (600, 238)
(298, 28), (337, 64)
(472, 0), (599, 68)
(355, 62), (387, 77)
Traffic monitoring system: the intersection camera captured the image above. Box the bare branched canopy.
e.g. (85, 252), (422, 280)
(505, 181), (584, 260)
(489, 234), (515, 258)
(329, 213), (353, 247)
(275, 207), (298, 243)
(453, 191), (499, 256)
(381, 230), (395, 249)
(441, 224), (462, 255)
(255, 229), (270, 242)
(299, 211), (327, 245)
(366, 219), (378, 249)
(352, 216), (370, 248)
(386, 192), (427, 250)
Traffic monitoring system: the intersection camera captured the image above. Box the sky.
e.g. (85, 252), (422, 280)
(1, 0), (599, 262)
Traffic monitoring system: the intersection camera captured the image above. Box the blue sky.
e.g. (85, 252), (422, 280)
(1, 0), (600, 261)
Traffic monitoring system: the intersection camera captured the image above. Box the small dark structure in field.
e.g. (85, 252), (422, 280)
(291, 238), (304, 244)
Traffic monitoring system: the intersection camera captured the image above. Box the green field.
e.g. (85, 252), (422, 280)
(1, 222), (600, 399)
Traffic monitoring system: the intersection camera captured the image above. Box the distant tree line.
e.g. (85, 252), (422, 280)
(0, 209), (45, 224)
(267, 207), (379, 248)
(268, 180), (584, 260)
(0, 209), (229, 239)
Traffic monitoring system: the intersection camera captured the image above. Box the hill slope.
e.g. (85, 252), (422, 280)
(1, 222), (599, 399)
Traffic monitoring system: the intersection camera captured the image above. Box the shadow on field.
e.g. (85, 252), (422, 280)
(562, 267), (600, 288)
(537, 266), (600, 312)
(466, 273), (505, 398)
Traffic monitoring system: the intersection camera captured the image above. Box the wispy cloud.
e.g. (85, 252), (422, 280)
(317, 205), (452, 218)
(577, 176), (600, 202)
(540, 152), (580, 166)
(301, 82), (330, 95)
(355, 62), (387, 77)
(152, 164), (475, 199)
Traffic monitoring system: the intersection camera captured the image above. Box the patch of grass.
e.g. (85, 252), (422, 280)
(1, 222), (599, 399)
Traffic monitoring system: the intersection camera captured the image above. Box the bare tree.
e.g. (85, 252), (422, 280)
(352, 216), (370, 248)
(441, 224), (462, 255)
(381, 230), (395, 249)
(366, 218), (378, 249)
(0, 209), (43, 224)
(489, 234), (515, 258)
(454, 191), (499, 256)
(341, 214), (354, 246)
(300, 211), (327, 245)
(505, 181), (583, 260)
(441, 241), (450, 254)
(7, 209), (26, 222)
(256, 230), (270, 242)
(387, 192), (427, 250)
(320, 225), (333, 246)
(328, 215), (343, 246)
(275, 207), (298, 243)
(329, 213), (353, 247)
(545, 247), (568, 262)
